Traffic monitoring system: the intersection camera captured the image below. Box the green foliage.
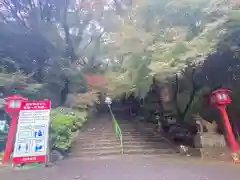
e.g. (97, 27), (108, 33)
(1, 0), (240, 124)
(0, 152), (3, 160)
(171, 43), (189, 57)
(181, 87), (211, 121)
(103, 0), (232, 102)
(229, 89), (240, 113)
(68, 72), (87, 93)
(50, 108), (87, 150)
(107, 54), (154, 98)
(229, 10), (240, 21)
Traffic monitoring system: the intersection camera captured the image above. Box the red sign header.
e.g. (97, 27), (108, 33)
(21, 100), (51, 110)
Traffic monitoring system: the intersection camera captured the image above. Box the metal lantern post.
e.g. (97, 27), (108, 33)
(105, 97), (124, 154)
(105, 97), (117, 134)
(206, 89), (239, 161)
(105, 97), (112, 113)
(2, 94), (28, 165)
(0, 86), (5, 132)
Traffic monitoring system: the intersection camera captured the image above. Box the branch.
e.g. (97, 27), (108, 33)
(38, 0), (44, 20)
(143, 36), (157, 53)
(113, 0), (124, 14)
(0, 11), (8, 23)
(181, 68), (201, 120)
(119, 52), (133, 64)
(92, 62), (102, 69)
(2, 0), (29, 28)
(182, 88), (196, 118)
(62, 0), (78, 62)
(82, 36), (92, 50)
(71, 35), (93, 67)
(78, 56), (87, 66)
(85, 31), (105, 68)
(28, 0), (35, 10)
(173, 73), (183, 118)
(74, 37), (92, 66)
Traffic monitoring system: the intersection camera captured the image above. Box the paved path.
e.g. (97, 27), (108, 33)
(1, 156), (240, 180)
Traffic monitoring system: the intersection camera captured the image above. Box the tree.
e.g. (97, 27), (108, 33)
(173, 66), (203, 121)
(0, 0), (92, 105)
(100, 0), (240, 123)
(1, 0), (240, 120)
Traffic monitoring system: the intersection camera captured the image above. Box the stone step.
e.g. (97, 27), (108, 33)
(71, 119), (179, 158)
(79, 131), (164, 136)
(97, 131), (157, 135)
(75, 137), (168, 143)
(83, 121), (150, 126)
(78, 131), (157, 136)
(70, 148), (175, 157)
(84, 124), (154, 129)
(83, 126), (154, 132)
(79, 130), (162, 135)
(75, 138), (167, 144)
(75, 136), (167, 142)
(78, 131), (160, 135)
(75, 141), (172, 149)
(120, 126), (155, 130)
(73, 137), (173, 147)
(77, 134), (159, 140)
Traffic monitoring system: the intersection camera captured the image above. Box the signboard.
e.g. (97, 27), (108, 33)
(0, 98), (5, 109)
(0, 120), (6, 132)
(12, 100), (51, 164)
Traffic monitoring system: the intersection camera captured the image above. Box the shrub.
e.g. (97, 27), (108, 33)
(0, 151), (3, 161)
(50, 108), (87, 150)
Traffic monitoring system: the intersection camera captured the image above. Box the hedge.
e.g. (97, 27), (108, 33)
(50, 108), (87, 151)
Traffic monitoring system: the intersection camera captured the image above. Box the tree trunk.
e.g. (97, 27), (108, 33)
(173, 69), (200, 122)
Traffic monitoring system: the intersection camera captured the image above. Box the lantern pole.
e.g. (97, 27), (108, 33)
(207, 89), (240, 162)
(2, 94), (28, 166)
(217, 105), (239, 153)
(2, 114), (18, 165)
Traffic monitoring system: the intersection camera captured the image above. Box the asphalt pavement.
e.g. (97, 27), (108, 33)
(1, 156), (240, 180)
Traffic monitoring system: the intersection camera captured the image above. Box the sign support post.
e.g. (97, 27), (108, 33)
(2, 114), (18, 165)
(2, 94), (28, 166)
(45, 101), (51, 167)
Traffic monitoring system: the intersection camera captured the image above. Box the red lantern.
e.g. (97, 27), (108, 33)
(206, 88), (239, 161)
(4, 94), (28, 113)
(209, 89), (231, 106)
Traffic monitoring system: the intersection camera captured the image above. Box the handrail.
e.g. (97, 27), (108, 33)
(108, 106), (124, 154)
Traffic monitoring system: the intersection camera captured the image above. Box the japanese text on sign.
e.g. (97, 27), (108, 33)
(21, 101), (51, 110)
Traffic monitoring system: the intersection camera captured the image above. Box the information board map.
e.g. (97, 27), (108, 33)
(12, 100), (51, 164)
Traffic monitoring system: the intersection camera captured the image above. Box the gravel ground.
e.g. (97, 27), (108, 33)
(1, 156), (240, 180)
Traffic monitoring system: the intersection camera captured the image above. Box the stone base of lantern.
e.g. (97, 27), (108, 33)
(232, 152), (240, 163)
(191, 133), (240, 162)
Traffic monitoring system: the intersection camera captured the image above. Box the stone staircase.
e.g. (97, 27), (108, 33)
(69, 115), (178, 159)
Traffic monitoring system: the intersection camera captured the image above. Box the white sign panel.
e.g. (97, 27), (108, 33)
(0, 120), (6, 132)
(12, 100), (51, 164)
